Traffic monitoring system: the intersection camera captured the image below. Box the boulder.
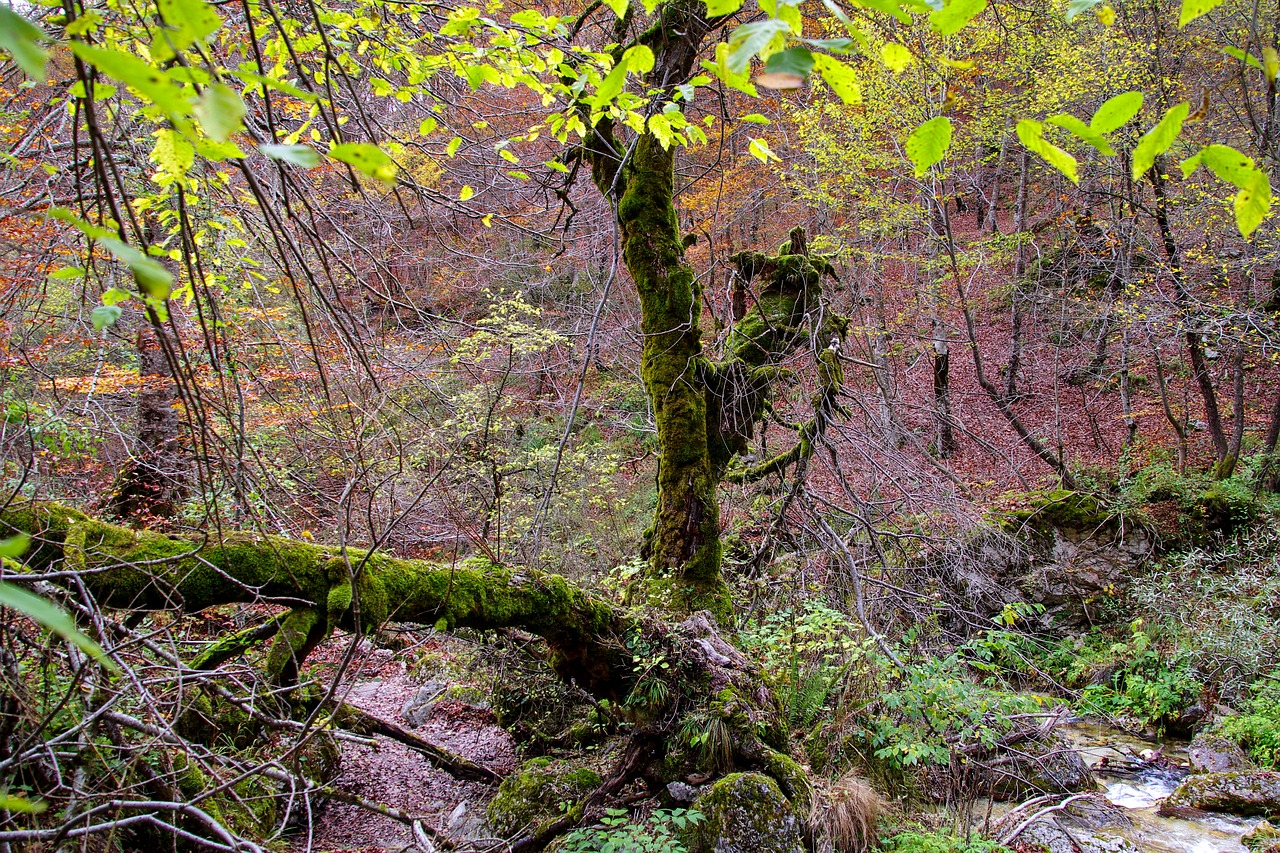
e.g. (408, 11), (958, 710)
(980, 734), (1099, 801)
(682, 772), (806, 853)
(939, 492), (1154, 627)
(485, 757), (601, 836)
(1018, 815), (1140, 853)
(1159, 771), (1280, 819)
(401, 680), (447, 727)
(1188, 733), (1256, 774)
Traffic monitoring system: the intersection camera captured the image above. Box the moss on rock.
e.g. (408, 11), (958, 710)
(486, 757), (602, 837)
(682, 771), (806, 853)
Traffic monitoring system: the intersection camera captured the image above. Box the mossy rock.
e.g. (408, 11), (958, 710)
(969, 734), (1098, 801)
(681, 772), (806, 853)
(1001, 489), (1111, 533)
(486, 757), (602, 836)
(1160, 771), (1280, 819)
(1244, 820), (1280, 853)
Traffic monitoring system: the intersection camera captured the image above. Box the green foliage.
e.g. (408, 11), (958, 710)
(880, 829), (1012, 853)
(868, 646), (1049, 769)
(558, 807), (703, 853)
(738, 601), (866, 732)
(1214, 679), (1280, 769)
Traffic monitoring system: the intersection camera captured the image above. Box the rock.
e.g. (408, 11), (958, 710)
(1019, 815), (1140, 853)
(446, 800), (494, 842)
(1188, 733), (1256, 773)
(667, 781), (698, 803)
(980, 735), (1099, 801)
(1062, 793), (1134, 830)
(1243, 819), (1280, 852)
(401, 680), (447, 727)
(682, 772), (806, 853)
(1159, 771), (1280, 819)
(485, 757), (601, 836)
(938, 493), (1154, 627)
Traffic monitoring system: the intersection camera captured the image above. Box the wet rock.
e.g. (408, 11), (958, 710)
(401, 680), (447, 727)
(1243, 819), (1280, 852)
(1188, 733), (1256, 774)
(446, 800), (494, 842)
(682, 772), (805, 853)
(980, 735), (1099, 801)
(1018, 814), (1140, 853)
(1062, 793), (1134, 830)
(1159, 771), (1280, 819)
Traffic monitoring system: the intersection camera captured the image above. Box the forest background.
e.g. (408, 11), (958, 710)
(0, 0), (1278, 848)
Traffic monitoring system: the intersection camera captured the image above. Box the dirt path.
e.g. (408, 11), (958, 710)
(289, 644), (517, 852)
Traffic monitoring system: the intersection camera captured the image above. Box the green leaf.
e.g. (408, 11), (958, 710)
(726, 19), (791, 75)
(330, 143), (397, 184)
(1047, 113), (1113, 155)
(1234, 169), (1271, 237)
(905, 116), (953, 177)
(152, 0), (222, 61)
(763, 47), (814, 76)
(259, 143), (321, 168)
(1222, 46), (1264, 71)
(1016, 119), (1079, 184)
(1179, 0), (1225, 26)
(880, 43), (914, 74)
(705, 0), (744, 14)
(69, 43), (188, 118)
(0, 7), (50, 82)
(91, 305), (123, 330)
(0, 793), (46, 814)
(758, 47), (814, 89)
(1131, 102), (1189, 180)
(1090, 91), (1143, 133)
(602, 0), (629, 15)
(0, 533), (114, 671)
(151, 128), (195, 185)
(0, 534), (28, 559)
(1065, 0), (1106, 22)
(738, 113), (772, 124)
(459, 185), (475, 201)
(748, 137), (781, 163)
(624, 45), (655, 74)
(849, 0), (914, 21)
(1186, 144), (1256, 187)
(47, 267), (85, 281)
(46, 209), (173, 298)
(929, 0), (986, 37)
(194, 83), (246, 142)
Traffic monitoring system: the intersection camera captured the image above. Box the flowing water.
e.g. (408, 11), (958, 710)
(1059, 722), (1257, 853)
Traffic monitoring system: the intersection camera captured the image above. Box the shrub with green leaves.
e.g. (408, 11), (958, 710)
(557, 807), (702, 853)
(1213, 677), (1280, 769)
(880, 829), (1012, 853)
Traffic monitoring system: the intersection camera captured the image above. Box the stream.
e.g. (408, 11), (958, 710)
(1058, 722), (1257, 853)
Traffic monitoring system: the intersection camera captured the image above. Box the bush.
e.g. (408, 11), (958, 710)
(880, 829), (1012, 853)
(1214, 677), (1280, 769)
(557, 807), (703, 853)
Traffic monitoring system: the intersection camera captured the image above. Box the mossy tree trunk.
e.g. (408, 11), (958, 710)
(583, 3), (847, 616)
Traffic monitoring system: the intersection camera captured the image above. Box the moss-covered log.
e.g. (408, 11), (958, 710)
(1, 502), (814, 846)
(1, 500), (636, 695)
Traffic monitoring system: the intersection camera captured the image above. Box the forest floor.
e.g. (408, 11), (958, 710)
(288, 637), (515, 852)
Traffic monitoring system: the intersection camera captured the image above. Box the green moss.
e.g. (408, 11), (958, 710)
(486, 757), (602, 836)
(1001, 489), (1110, 532)
(682, 772), (806, 853)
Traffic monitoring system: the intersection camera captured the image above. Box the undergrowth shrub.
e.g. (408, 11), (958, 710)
(557, 807), (702, 853)
(879, 829), (1011, 853)
(1213, 677), (1280, 768)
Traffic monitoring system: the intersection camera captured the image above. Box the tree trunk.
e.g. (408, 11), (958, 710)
(108, 318), (189, 523)
(1149, 162), (1230, 474)
(928, 196), (956, 458)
